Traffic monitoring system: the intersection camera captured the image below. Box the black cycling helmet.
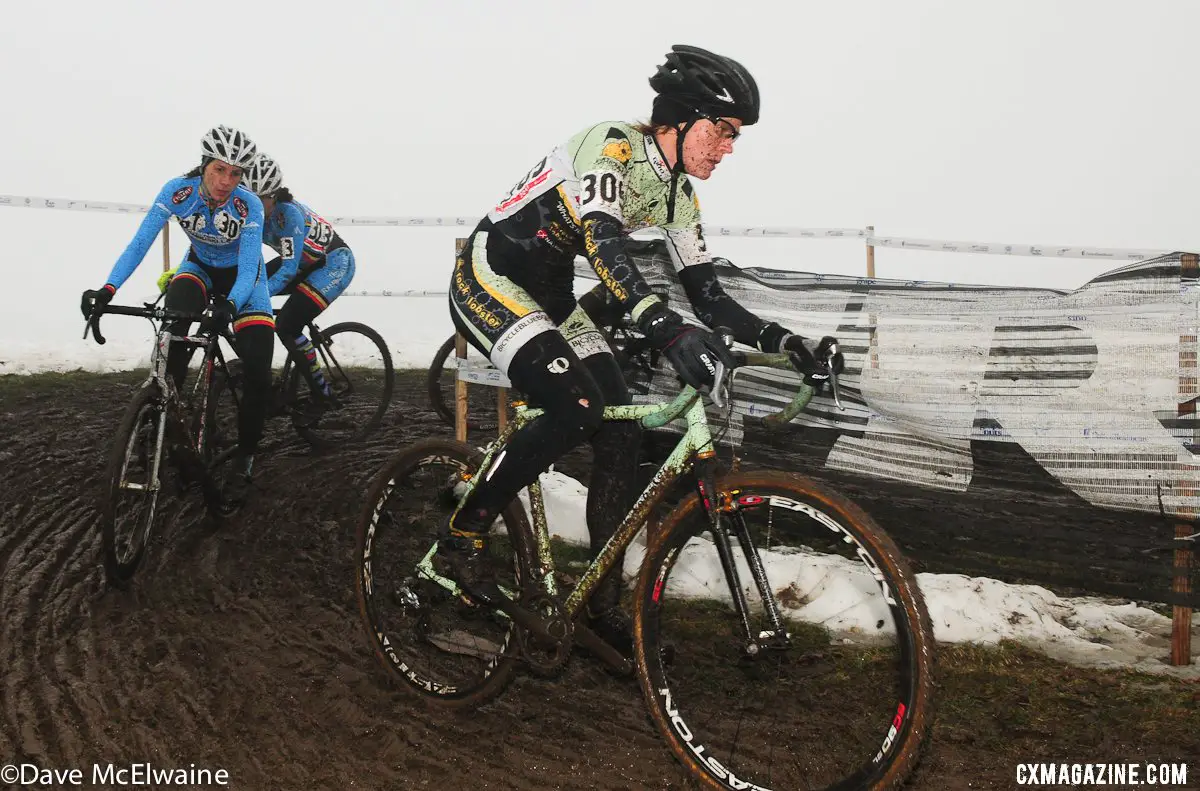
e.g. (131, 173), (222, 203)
(649, 44), (760, 126)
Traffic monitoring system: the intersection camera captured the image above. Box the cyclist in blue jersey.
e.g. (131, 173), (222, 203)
(81, 125), (273, 509)
(439, 46), (844, 654)
(241, 153), (356, 422)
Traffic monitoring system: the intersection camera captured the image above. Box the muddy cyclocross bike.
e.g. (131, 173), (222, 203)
(85, 300), (234, 588)
(356, 334), (935, 791)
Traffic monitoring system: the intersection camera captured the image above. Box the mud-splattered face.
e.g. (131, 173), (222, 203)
(202, 159), (245, 203)
(681, 117), (741, 180)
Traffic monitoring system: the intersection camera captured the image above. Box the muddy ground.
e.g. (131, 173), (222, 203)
(0, 370), (1195, 790)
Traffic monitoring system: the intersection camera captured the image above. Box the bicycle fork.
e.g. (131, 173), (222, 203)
(694, 456), (791, 657)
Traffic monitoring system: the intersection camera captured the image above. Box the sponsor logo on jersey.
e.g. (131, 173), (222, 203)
(602, 140), (633, 164)
(583, 226), (629, 302)
(496, 157), (551, 213)
(171, 186), (194, 204)
(453, 260), (502, 328)
(233, 197), (249, 218)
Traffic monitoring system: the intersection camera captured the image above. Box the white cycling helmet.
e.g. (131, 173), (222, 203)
(243, 153), (284, 196)
(200, 125), (257, 170)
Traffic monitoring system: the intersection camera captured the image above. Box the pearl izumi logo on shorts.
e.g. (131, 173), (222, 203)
(547, 357), (570, 374)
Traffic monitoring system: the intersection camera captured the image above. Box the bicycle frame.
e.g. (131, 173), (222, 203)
(416, 350), (819, 638)
(95, 304), (229, 489)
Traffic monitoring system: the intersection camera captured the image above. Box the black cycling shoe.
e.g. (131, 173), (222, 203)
(586, 605), (634, 657)
(435, 518), (501, 605)
(291, 391), (341, 428)
(584, 605), (676, 667)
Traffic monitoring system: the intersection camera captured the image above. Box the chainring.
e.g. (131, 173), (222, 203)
(514, 591), (573, 676)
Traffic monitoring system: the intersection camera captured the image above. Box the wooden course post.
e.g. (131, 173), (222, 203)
(1171, 522), (1193, 666)
(162, 222), (170, 272)
(865, 224), (875, 279)
(454, 238), (468, 442)
(452, 238), (510, 441)
(1172, 252), (1198, 665)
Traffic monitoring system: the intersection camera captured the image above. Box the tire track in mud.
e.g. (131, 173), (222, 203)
(0, 374), (687, 791)
(1, 394), (117, 765)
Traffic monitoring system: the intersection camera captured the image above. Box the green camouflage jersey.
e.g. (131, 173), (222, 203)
(486, 121), (710, 322)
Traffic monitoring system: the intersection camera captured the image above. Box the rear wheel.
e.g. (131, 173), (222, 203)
(634, 470), (934, 791)
(355, 438), (534, 708)
(288, 321), (395, 448)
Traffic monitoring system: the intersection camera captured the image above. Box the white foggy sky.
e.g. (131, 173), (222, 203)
(1, 0), (1197, 350)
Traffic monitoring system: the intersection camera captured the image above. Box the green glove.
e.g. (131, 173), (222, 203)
(157, 267), (178, 294)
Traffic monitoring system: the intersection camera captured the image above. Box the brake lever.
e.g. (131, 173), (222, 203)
(826, 342), (844, 411)
(827, 366), (844, 410)
(708, 327), (736, 409)
(84, 311), (107, 345)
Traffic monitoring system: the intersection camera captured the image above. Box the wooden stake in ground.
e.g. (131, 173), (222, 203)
(454, 238), (469, 443)
(1172, 252), (1198, 666)
(1171, 523), (1193, 666)
(866, 224), (875, 279)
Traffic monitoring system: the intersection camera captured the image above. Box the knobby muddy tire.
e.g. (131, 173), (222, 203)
(354, 437), (534, 709)
(293, 321), (396, 450)
(633, 469), (935, 791)
(100, 383), (168, 588)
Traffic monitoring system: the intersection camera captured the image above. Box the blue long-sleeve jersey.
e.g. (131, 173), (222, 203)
(262, 200), (344, 296)
(104, 176), (265, 311)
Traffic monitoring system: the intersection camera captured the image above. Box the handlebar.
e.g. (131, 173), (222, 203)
(713, 326), (843, 427)
(640, 329), (845, 432)
(83, 303), (208, 346)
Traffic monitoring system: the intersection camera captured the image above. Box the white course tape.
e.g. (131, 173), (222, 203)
(0, 194), (865, 239)
(867, 234), (1166, 262)
(0, 194), (151, 214)
(342, 289), (445, 297)
(709, 226), (867, 239)
(325, 215), (478, 227)
(0, 192), (1172, 260)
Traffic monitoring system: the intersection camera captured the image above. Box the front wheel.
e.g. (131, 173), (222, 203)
(634, 470), (934, 791)
(100, 383), (173, 588)
(287, 321), (395, 448)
